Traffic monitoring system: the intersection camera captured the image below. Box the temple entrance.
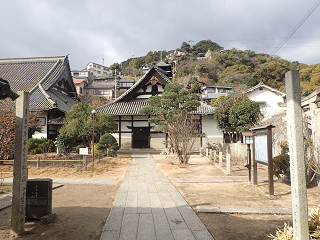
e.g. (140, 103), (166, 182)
(132, 127), (150, 148)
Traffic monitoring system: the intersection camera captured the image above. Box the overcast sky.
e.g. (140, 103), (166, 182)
(1, 0), (320, 70)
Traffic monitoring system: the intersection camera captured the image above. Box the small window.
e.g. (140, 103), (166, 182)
(80, 87), (83, 94)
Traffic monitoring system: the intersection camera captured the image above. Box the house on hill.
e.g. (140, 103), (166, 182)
(200, 85), (233, 105)
(246, 82), (286, 120)
(0, 56), (78, 140)
(97, 64), (221, 150)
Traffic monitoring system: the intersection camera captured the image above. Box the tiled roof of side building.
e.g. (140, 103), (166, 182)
(0, 56), (77, 112)
(97, 99), (216, 116)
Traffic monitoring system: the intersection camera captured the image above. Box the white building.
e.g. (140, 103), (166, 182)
(246, 82), (286, 120)
(200, 86), (233, 104)
(86, 62), (113, 77)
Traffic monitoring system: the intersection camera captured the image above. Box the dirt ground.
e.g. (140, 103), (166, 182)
(0, 153), (319, 240)
(0, 154), (131, 240)
(153, 154), (320, 240)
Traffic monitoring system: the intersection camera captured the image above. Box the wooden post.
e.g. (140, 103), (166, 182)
(267, 127), (274, 196)
(37, 156), (40, 168)
(83, 156), (87, 170)
(11, 92), (29, 236)
(285, 70), (309, 239)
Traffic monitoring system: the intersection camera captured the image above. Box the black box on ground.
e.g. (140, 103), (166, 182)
(26, 178), (52, 219)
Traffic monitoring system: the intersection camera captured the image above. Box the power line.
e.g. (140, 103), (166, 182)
(217, 0), (320, 110)
(215, 35), (320, 43)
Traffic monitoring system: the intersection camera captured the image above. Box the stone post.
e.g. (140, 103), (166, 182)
(285, 70), (309, 239)
(226, 154), (231, 175)
(219, 152), (222, 168)
(11, 92), (29, 236)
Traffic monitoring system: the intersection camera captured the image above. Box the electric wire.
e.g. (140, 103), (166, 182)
(217, 0), (320, 110)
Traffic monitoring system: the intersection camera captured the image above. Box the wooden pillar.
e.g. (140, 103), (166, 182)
(118, 116), (121, 147)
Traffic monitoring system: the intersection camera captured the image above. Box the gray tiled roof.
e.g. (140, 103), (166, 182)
(97, 99), (215, 116)
(0, 56), (77, 112)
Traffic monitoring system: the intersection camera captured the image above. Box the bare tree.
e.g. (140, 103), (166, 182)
(166, 117), (199, 165)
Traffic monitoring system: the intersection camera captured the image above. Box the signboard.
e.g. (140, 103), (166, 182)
(254, 135), (268, 164)
(251, 125), (274, 196)
(26, 179), (52, 219)
(79, 148), (89, 155)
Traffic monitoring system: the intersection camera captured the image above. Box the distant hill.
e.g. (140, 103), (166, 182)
(112, 40), (320, 96)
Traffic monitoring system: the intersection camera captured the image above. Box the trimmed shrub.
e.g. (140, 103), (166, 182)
(28, 138), (56, 155)
(273, 141), (290, 181)
(57, 134), (75, 154)
(273, 154), (290, 180)
(97, 133), (120, 157)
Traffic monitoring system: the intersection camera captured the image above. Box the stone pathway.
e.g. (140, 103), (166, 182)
(100, 154), (214, 240)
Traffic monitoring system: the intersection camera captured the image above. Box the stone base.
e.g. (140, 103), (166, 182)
(41, 213), (56, 224)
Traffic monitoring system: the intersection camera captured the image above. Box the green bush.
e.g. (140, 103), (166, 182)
(273, 141), (290, 180)
(57, 134), (75, 154)
(28, 138), (56, 155)
(273, 154), (290, 180)
(97, 133), (120, 157)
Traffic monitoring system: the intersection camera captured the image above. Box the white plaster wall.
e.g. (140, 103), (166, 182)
(32, 112), (48, 139)
(247, 88), (285, 118)
(133, 121), (149, 127)
(120, 122), (131, 131)
(202, 115), (223, 143)
(150, 138), (166, 149)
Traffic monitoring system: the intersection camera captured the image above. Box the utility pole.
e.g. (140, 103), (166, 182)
(188, 40), (194, 49)
(114, 69), (117, 99)
(132, 53), (135, 78)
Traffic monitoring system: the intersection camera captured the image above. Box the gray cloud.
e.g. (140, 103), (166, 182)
(0, 0), (319, 70)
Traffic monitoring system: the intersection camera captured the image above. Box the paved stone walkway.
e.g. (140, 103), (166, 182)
(100, 154), (214, 240)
